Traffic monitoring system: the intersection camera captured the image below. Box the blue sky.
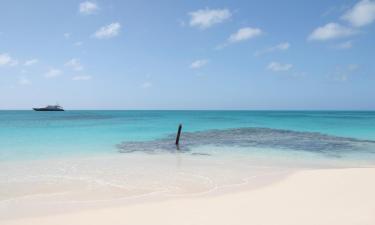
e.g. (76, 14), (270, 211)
(0, 0), (375, 110)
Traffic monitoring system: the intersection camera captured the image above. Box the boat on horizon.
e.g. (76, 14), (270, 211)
(33, 105), (64, 111)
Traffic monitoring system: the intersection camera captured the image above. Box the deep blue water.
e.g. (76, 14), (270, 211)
(1, 110), (375, 161)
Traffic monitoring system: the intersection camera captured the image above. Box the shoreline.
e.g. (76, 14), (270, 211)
(2, 167), (375, 225)
(0, 153), (295, 220)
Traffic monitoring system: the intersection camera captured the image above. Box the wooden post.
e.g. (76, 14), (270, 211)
(175, 124), (182, 146)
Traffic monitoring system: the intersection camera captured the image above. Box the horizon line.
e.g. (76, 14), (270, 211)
(1, 108), (375, 111)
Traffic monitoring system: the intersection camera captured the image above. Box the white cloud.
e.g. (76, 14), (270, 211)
(79, 1), (99, 15)
(189, 8), (231, 29)
(321, 5), (351, 18)
(348, 64), (359, 71)
(65, 58), (84, 71)
(72, 75), (92, 81)
(255, 42), (290, 56)
(18, 77), (31, 85)
(141, 82), (153, 89)
(228, 27), (263, 43)
(64, 33), (71, 39)
(308, 22), (356, 41)
(267, 62), (293, 72)
(93, 22), (121, 39)
(272, 42), (290, 50)
(0, 53), (18, 66)
(190, 59), (208, 69)
(342, 0), (375, 27)
(74, 41), (83, 46)
(24, 59), (38, 66)
(331, 64), (359, 82)
(335, 40), (353, 49)
(45, 68), (62, 78)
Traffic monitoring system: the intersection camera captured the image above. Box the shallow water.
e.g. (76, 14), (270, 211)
(118, 127), (375, 159)
(1, 110), (375, 218)
(1, 110), (375, 161)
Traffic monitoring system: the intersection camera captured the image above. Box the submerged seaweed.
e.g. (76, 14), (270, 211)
(117, 127), (375, 156)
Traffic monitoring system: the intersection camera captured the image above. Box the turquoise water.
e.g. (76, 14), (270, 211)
(1, 110), (375, 161)
(2, 110), (375, 212)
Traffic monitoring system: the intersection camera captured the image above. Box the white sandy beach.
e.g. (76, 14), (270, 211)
(2, 168), (375, 225)
(2, 0), (375, 224)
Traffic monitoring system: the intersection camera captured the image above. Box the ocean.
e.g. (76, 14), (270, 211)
(1, 110), (375, 161)
(1, 110), (375, 217)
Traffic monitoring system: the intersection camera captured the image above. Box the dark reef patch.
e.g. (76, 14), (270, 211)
(117, 127), (375, 156)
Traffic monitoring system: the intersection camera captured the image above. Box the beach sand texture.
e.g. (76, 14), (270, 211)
(2, 168), (375, 225)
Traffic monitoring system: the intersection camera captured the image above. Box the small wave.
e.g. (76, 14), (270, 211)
(117, 127), (375, 156)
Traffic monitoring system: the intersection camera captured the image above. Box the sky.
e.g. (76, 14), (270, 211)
(0, 0), (375, 110)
